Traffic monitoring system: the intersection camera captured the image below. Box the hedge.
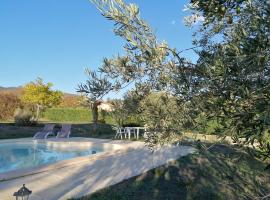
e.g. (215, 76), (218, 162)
(43, 107), (116, 124)
(43, 108), (92, 122)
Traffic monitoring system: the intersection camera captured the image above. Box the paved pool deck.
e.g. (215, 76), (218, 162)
(0, 138), (196, 200)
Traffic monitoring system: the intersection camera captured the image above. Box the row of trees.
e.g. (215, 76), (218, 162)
(79, 0), (270, 158)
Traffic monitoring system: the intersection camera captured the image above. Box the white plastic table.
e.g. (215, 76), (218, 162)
(125, 127), (146, 139)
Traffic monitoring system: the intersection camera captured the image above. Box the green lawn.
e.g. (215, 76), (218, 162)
(0, 122), (116, 140)
(72, 143), (270, 200)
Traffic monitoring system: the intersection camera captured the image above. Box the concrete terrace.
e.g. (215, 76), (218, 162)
(0, 138), (196, 200)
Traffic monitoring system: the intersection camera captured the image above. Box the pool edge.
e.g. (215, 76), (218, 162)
(0, 138), (144, 182)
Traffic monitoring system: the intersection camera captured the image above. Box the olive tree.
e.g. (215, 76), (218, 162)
(89, 0), (270, 160)
(186, 0), (270, 158)
(77, 69), (114, 133)
(89, 0), (192, 145)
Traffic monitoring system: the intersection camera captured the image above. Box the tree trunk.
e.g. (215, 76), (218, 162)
(92, 101), (99, 134)
(36, 104), (40, 121)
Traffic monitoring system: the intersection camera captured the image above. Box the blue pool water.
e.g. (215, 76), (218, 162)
(0, 142), (102, 173)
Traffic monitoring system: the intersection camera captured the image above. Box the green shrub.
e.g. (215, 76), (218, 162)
(14, 108), (37, 126)
(122, 123), (142, 127)
(190, 187), (225, 200)
(98, 119), (106, 124)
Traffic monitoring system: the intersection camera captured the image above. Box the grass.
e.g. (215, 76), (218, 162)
(0, 122), (116, 140)
(71, 143), (270, 200)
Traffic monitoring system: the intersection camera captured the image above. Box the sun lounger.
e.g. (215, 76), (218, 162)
(33, 124), (55, 139)
(56, 124), (71, 138)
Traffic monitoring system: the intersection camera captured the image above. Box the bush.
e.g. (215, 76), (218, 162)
(98, 119), (106, 124)
(190, 187), (225, 200)
(122, 123), (142, 127)
(14, 108), (37, 126)
(0, 93), (21, 121)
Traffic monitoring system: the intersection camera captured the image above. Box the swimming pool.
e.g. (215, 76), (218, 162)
(0, 141), (103, 173)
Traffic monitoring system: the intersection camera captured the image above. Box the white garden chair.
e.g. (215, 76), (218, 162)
(115, 127), (126, 139)
(123, 127), (134, 139)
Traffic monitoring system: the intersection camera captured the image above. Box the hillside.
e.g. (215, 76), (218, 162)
(0, 86), (77, 97)
(0, 86), (23, 96)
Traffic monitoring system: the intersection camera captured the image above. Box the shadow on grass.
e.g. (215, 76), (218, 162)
(73, 144), (270, 200)
(71, 123), (115, 139)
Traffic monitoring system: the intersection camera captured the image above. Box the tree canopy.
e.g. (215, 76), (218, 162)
(188, 0), (270, 158)
(87, 0), (270, 158)
(21, 78), (62, 120)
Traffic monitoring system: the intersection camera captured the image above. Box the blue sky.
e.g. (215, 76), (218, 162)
(0, 0), (196, 94)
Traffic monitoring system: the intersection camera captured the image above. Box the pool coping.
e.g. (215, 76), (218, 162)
(0, 137), (145, 182)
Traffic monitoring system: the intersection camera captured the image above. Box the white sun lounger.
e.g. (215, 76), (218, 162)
(56, 124), (72, 138)
(33, 124), (55, 139)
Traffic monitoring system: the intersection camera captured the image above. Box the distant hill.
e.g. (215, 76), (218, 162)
(0, 86), (77, 97)
(0, 86), (21, 90)
(0, 86), (23, 96)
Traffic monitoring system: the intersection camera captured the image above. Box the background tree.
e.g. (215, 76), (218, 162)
(109, 99), (127, 126)
(121, 84), (151, 125)
(21, 78), (62, 121)
(0, 93), (21, 121)
(77, 69), (114, 134)
(139, 92), (183, 149)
